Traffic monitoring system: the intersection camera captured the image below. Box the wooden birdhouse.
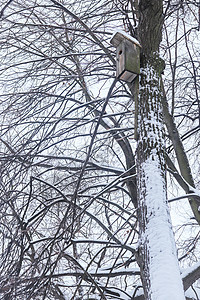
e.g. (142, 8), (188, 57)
(110, 30), (141, 83)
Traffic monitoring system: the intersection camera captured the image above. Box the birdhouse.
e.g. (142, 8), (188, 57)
(110, 30), (141, 83)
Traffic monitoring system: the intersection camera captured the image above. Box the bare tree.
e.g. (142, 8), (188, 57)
(0, 0), (200, 299)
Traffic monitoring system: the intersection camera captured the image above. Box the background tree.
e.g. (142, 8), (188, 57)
(0, 0), (199, 299)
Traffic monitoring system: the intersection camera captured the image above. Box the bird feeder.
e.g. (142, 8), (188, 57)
(110, 30), (141, 83)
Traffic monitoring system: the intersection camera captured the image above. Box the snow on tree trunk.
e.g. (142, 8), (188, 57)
(136, 58), (186, 299)
(135, 1), (186, 299)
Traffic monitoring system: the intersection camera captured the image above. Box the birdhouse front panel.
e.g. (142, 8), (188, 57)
(116, 40), (140, 83)
(116, 42), (125, 78)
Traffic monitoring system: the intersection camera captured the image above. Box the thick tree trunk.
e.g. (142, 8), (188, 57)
(135, 1), (186, 299)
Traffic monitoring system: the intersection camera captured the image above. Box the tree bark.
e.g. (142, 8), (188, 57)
(135, 1), (186, 299)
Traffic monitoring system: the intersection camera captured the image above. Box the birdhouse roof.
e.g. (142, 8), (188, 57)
(110, 30), (141, 48)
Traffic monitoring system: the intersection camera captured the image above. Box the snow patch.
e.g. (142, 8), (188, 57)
(139, 153), (186, 299)
(110, 29), (141, 47)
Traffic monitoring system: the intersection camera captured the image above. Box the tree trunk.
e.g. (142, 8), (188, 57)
(135, 1), (186, 298)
